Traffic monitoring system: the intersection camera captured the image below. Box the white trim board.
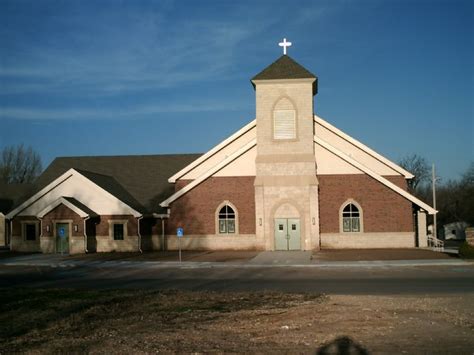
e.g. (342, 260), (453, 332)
(37, 197), (92, 218)
(6, 169), (142, 218)
(315, 136), (436, 214)
(314, 115), (414, 179)
(6, 169), (75, 219)
(168, 119), (256, 183)
(160, 139), (257, 207)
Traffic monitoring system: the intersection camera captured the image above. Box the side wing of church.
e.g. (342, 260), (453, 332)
(160, 55), (435, 251)
(3, 51), (436, 254)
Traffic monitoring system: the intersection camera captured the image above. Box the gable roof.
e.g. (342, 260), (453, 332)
(0, 183), (35, 214)
(13, 154), (200, 215)
(315, 136), (436, 214)
(37, 196), (98, 218)
(314, 115), (414, 179)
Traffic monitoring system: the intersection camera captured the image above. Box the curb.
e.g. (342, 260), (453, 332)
(1, 259), (472, 269)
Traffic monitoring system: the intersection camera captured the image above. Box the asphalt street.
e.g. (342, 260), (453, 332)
(1, 263), (474, 295)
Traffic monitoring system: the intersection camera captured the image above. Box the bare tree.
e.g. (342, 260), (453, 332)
(398, 154), (430, 193)
(0, 144), (42, 184)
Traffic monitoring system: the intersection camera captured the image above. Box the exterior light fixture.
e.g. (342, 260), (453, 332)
(74, 225), (78, 232)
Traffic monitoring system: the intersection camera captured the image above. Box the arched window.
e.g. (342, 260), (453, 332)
(218, 204), (236, 234)
(342, 203), (361, 233)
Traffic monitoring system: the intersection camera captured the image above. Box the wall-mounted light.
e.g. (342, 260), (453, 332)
(259, 218), (262, 226)
(312, 217), (315, 225)
(74, 225), (78, 232)
(46, 225), (50, 232)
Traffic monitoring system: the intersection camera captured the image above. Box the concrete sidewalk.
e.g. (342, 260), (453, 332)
(0, 250), (471, 269)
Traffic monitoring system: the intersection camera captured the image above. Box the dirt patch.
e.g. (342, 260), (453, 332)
(313, 248), (457, 261)
(1, 288), (473, 353)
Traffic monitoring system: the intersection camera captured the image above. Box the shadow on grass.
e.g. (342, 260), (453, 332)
(317, 336), (369, 354)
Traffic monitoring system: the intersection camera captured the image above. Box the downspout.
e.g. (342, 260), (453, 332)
(9, 219), (13, 250)
(137, 216), (143, 253)
(161, 218), (165, 252)
(83, 216), (90, 253)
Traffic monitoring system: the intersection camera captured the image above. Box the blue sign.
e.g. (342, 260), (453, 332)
(59, 228), (65, 238)
(177, 227), (184, 238)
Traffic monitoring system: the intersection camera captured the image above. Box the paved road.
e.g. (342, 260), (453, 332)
(1, 263), (474, 295)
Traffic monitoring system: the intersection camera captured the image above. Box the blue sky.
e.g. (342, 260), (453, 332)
(0, 0), (472, 181)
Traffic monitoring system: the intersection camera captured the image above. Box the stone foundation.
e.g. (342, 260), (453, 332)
(321, 232), (415, 249)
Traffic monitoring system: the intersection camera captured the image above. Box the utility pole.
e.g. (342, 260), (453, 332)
(432, 163), (437, 239)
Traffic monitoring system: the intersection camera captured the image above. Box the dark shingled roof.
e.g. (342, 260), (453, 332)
(62, 197), (99, 218)
(0, 183), (35, 214)
(33, 154), (201, 214)
(251, 55), (318, 94)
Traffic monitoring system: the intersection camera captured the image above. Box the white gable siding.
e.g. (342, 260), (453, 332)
(314, 143), (361, 174)
(214, 145), (257, 177)
(315, 121), (401, 176)
(181, 126), (257, 180)
(18, 174), (137, 216)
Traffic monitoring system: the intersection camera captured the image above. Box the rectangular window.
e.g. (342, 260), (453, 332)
(227, 220), (235, 233)
(343, 218), (351, 232)
(113, 224), (124, 240)
(219, 220), (227, 233)
(25, 223), (36, 241)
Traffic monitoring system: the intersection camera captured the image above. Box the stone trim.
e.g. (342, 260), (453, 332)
(321, 232), (415, 249)
(255, 153), (315, 163)
(108, 219), (129, 241)
(214, 200), (239, 235)
(339, 199), (364, 233)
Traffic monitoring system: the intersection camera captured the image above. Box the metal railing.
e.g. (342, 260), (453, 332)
(427, 235), (444, 252)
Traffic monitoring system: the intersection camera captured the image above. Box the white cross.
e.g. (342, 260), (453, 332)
(278, 38), (292, 55)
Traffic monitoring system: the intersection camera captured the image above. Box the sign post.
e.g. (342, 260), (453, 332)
(176, 227), (183, 262)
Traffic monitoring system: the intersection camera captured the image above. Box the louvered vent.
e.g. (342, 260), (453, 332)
(273, 110), (296, 139)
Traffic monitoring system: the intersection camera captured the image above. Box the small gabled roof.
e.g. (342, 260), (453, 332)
(251, 55), (318, 94)
(37, 196), (98, 218)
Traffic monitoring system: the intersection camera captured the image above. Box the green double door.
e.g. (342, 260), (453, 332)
(274, 218), (301, 251)
(56, 223), (69, 254)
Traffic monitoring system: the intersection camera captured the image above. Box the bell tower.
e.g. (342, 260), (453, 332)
(251, 40), (320, 251)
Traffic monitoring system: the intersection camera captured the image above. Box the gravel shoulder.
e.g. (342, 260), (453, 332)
(1, 288), (473, 353)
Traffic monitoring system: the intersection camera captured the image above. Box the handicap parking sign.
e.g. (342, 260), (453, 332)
(59, 228), (65, 237)
(177, 227), (184, 238)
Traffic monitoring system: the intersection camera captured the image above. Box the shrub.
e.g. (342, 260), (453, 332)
(459, 241), (474, 259)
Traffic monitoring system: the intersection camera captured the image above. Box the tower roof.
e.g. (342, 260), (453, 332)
(251, 55), (317, 93)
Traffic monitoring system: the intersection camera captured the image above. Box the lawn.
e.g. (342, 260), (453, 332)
(1, 288), (473, 353)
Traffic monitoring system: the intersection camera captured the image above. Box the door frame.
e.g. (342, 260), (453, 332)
(270, 199), (305, 251)
(274, 218), (301, 251)
(53, 220), (72, 254)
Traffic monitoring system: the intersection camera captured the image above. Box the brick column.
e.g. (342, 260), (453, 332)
(466, 227), (474, 247)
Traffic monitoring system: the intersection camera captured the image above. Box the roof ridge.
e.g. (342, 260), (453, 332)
(53, 153), (203, 159)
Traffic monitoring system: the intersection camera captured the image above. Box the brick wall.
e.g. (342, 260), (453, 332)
(318, 174), (413, 233)
(42, 204), (84, 237)
(168, 176), (256, 235)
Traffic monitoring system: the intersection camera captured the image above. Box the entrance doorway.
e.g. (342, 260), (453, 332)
(274, 218), (301, 250)
(56, 223), (69, 254)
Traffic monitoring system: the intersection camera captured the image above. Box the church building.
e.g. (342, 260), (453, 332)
(4, 41), (436, 254)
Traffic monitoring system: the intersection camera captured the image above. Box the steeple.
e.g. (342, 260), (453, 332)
(251, 55), (318, 95)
